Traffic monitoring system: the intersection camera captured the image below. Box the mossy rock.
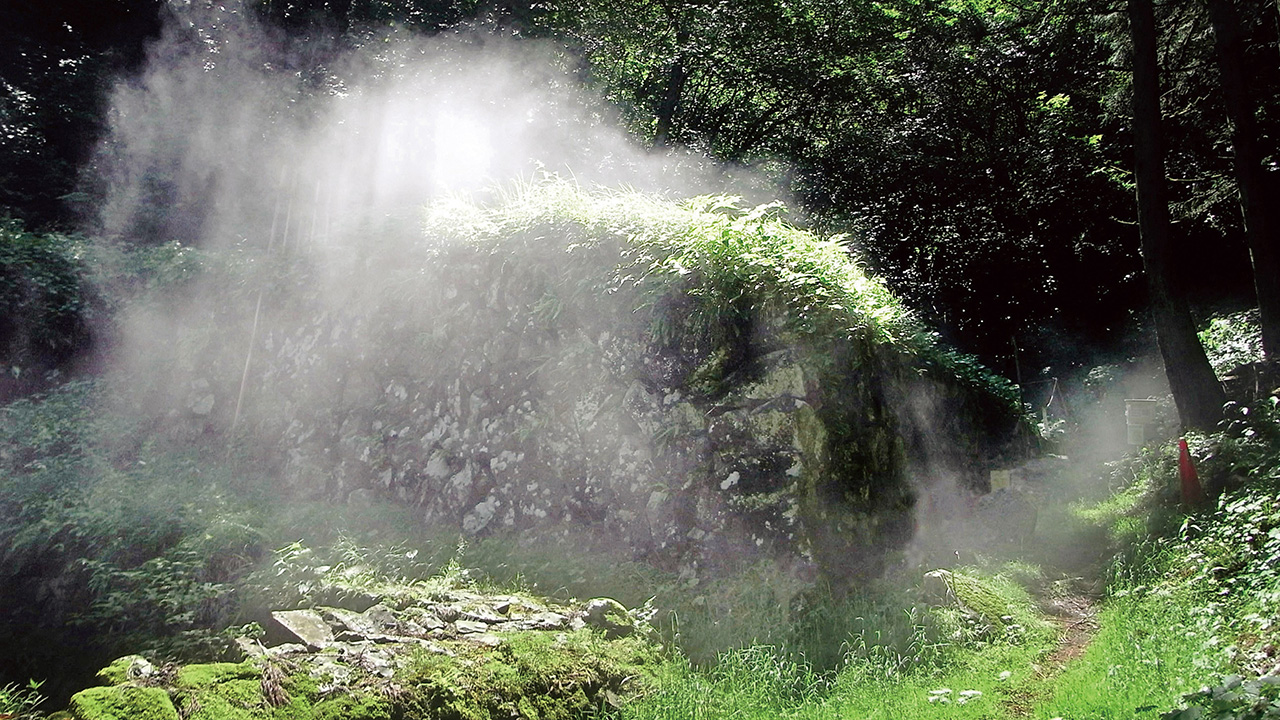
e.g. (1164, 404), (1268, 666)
(171, 678), (265, 720)
(68, 587), (662, 720)
(68, 685), (179, 720)
(94, 655), (154, 686)
(169, 661), (311, 720)
(398, 628), (659, 720)
(584, 597), (634, 639)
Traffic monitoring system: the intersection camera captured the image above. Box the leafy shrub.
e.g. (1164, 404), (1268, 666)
(1163, 675), (1280, 720)
(1200, 310), (1264, 376)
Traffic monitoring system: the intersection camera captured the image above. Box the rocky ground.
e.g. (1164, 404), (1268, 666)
(58, 584), (660, 720)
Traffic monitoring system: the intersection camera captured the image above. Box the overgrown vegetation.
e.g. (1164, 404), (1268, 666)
(0, 680), (47, 720)
(0, 185), (1276, 720)
(1043, 316), (1280, 720)
(0, 219), (90, 395)
(433, 184), (1020, 411)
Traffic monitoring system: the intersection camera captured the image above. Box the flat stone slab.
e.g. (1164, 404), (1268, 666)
(517, 611), (569, 630)
(271, 609), (334, 649)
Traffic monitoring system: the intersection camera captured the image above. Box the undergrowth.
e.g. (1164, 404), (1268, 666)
(1057, 358), (1280, 720)
(0, 680), (47, 720)
(0, 375), (1051, 715)
(7, 189), (1274, 720)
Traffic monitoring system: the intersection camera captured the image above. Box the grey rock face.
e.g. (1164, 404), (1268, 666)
(148, 193), (1023, 587)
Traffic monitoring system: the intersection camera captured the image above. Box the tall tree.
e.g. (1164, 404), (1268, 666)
(1128, 0), (1225, 429)
(1203, 0), (1280, 361)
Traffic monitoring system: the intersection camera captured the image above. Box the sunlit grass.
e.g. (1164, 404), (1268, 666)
(1036, 588), (1230, 720)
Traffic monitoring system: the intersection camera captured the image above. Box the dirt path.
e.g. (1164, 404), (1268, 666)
(1040, 593), (1099, 669)
(1004, 591), (1099, 717)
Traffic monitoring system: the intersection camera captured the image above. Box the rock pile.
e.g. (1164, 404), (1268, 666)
(61, 591), (656, 720)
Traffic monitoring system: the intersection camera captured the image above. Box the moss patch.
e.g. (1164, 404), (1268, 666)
(172, 678), (266, 720)
(93, 656), (152, 686)
(68, 598), (662, 720)
(169, 661), (287, 720)
(68, 685), (179, 720)
(399, 628), (660, 720)
(175, 662), (261, 688)
(311, 693), (394, 720)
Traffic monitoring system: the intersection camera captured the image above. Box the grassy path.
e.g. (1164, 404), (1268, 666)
(1005, 591), (1098, 717)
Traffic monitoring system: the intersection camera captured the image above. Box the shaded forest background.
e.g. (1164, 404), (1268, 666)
(2, 0), (1277, 397)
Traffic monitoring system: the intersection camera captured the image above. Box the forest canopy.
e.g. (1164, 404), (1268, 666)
(1, 0), (1277, 409)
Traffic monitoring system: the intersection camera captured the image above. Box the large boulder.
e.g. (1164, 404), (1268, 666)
(120, 185), (1027, 585)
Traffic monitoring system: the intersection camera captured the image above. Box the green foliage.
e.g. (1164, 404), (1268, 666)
(83, 237), (216, 317)
(541, 0), (1138, 370)
(1215, 397), (1280, 482)
(430, 182), (1020, 419)
(0, 218), (88, 375)
(0, 679), (47, 719)
(0, 381), (271, 684)
(1066, 367), (1280, 717)
(1200, 310), (1264, 375)
(242, 534), (446, 612)
(1164, 675), (1280, 720)
(1183, 487), (1280, 606)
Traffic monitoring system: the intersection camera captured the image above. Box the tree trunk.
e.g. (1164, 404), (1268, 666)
(653, 24), (691, 148)
(1205, 0), (1280, 361)
(1129, 0), (1226, 429)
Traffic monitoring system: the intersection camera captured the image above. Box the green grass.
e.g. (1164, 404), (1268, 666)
(615, 628), (1054, 720)
(0, 680), (47, 719)
(825, 642), (1048, 720)
(610, 562), (1057, 720)
(1046, 382), (1280, 720)
(1038, 588), (1230, 719)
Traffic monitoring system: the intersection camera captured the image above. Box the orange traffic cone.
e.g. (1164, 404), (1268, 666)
(1178, 438), (1205, 508)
